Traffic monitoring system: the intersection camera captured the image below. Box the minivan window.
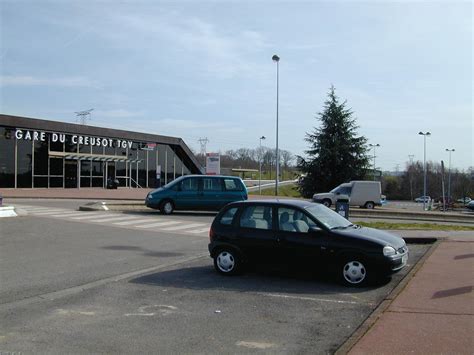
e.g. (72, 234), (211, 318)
(203, 177), (222, 191)
(181, 178), (199, 191)
(219, 207), (238, 225)
(224, 178), (242, 191)
(239, 205), (272, 230)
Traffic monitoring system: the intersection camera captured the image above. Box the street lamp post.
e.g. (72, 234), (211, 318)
(272, 54), (280, 196)
(369, 143), (380, 180)
(445, 148), (455, 201)
(419, 132), (431, 210)
(259, 136), (266, 195)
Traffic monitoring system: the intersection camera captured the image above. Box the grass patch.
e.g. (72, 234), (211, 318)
(249, 183), (302, 198)
(354, 221), (474, 231)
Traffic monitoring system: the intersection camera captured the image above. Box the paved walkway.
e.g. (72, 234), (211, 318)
(349, 234), (473, 354)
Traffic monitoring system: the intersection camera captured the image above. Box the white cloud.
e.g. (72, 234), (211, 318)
(47, 7), (271, 79)
(0, 75), (99, 88)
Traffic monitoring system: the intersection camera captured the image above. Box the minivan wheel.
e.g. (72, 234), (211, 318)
(160, 200), (174, 215)
(364, 201), (375, 209)
(214, 249), (241, 275)
(341, 258), (369, 287)
(322, 199), (332, 208)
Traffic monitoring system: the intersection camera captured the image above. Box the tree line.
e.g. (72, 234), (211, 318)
(382, 162), (473, 201)
(196, 147), (297, 179)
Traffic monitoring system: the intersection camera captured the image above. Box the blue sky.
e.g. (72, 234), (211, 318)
(1, 0), (472, 171)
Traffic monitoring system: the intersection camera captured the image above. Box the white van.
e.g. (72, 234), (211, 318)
(312, 181), (382, 209)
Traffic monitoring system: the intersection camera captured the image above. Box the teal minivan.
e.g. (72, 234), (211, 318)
(145, 175), (248, 214)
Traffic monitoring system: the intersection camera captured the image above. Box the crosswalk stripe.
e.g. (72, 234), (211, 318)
(188, 228), (211, 234)
(26, 208), (60, 212)
(161, 223), (207, 231)
(50, 212), (98, 218)
(113, 218), (155, 225)
(86, 215), (139, 223)
(29, 210), (68, 215)
(136, 221), (182, 229)
(69, 214), (113, 220)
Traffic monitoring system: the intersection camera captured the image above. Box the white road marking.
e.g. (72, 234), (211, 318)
(113, 218), (156, 225)
(29, 207), (63, 211)
(29, 210), (68, 215)
(49, 212), (97, 218)
(257, 293), (362, 305)
(70, 214), (113, 220)
(85, 215), (139, 223)
(161, 223), (207, 231)
(188, 227), (211, 234)
(137, 221), (182, 229)
(236, 341), (277, 350)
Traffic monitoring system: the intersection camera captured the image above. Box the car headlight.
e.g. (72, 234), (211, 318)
(383, 246), (396, 256)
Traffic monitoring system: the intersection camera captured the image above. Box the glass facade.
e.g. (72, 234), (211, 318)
(0, 122), (200, 188)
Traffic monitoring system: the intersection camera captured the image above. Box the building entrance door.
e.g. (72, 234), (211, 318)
(106, 162), (115, 181)
(65, 160), (78, 188)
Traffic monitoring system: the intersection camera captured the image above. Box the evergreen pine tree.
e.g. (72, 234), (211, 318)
(297, 86), (370, 197)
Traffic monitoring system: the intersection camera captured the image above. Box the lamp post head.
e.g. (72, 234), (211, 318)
(445, 148), (455, 152)
(419, 131), (431, 136)
(260, 136), (266, 140)
(272, 54), (280, 62)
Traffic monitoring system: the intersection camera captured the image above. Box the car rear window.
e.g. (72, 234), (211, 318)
(219, 207), (238, 225)
(224, 178), (243, 191)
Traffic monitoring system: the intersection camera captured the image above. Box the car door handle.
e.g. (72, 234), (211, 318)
(321, 246), (327, 250)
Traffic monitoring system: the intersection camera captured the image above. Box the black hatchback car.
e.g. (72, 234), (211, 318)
(208, 199), (408, 286)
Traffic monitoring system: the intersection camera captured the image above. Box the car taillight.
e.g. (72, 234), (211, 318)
(209, 227), (216, 241)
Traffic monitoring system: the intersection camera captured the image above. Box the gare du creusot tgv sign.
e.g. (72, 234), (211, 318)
(14, 129), (136, 149)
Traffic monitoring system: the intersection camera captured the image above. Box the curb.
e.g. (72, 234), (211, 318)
(0, 206), (18, 218)
(335, 238), (441, 355)
(79, 202), (110, 211)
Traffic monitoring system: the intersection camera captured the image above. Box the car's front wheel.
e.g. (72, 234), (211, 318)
(340, 257), (370, 287)
(214, 248), (242, 275)
(160, 200), (174, 215)
(364, 201), (375, 209)
(322, 199), (332, 208)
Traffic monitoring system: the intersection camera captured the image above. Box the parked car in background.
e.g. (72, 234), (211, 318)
(415, 196), (431, 203)
(312, 181), (382, 209)
(467, 201), (474, 211)
(145, 175), (247, 214)
(457, 197), (472, 204)
(208, 199), (408, 287)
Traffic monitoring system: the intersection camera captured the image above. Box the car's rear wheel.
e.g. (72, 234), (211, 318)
(364, 201), (375, 209)
(322, 199), (332, 208)
(340, 257), (369, 287)
(160, 200), (174, 215)
(214, 248), (242, 275)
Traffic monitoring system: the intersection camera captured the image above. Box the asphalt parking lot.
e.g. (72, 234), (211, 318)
(1, 237), (430, 354)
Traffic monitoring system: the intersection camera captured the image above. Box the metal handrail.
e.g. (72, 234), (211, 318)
(130, 177), (143, 188)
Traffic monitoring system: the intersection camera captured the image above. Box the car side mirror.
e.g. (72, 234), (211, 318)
(336, 192), (340, 195)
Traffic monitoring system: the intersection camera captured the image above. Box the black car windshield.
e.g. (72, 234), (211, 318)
(305, 204), (353, 229)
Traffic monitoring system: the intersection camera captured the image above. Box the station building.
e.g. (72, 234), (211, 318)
(0, 114), (202, 189)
